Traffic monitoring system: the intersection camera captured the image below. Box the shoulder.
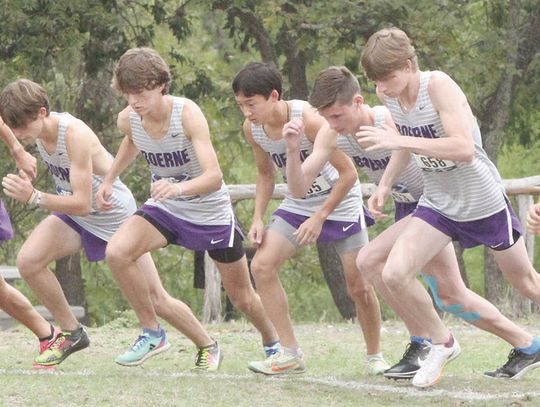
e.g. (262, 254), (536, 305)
(300, 101), (325, 139)
(65, 115), (96, 140)
(117, 106), (133, 135)
(427, 71), (460, 93)
(427, 70), (467, 106)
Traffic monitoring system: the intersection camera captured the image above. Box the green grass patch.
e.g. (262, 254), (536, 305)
(1, 318), (540, 406)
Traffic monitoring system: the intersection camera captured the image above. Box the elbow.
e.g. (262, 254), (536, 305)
(75, 202), (93, 216)
(209, 170), (224, 192)
(460, 144), (475, 163)
(289, 185), (307, 199)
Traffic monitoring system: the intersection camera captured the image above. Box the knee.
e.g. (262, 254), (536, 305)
(356, 248), (383, 283)
(105, 242), (131, 268)
(380, 267), (408, 293)
(249, 257), (276, 286)
(151, 292), (171, 317)
(16, 250), (43, 278)
(227, 289), (256, 313)
(346, 273), (372, 302)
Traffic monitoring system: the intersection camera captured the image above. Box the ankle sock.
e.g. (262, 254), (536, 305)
(38, 325), (56, 342)
(517, 337), (540, 355)
(411, 336), (431, 344)
(143, 326), (162, 338)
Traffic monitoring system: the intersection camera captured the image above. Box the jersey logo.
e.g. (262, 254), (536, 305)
(342, 223), (355, 232)
(418, 104), (427, 110)
(171, 133), (181, 138)
(210, 238), (224, 244)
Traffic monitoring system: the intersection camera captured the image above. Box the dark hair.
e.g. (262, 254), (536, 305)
(232, 62), (282, 99)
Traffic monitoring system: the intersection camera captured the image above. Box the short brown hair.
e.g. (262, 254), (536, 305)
(112, 47), (171, 95)
(360, 27), (418, 81)
(309, 66), (360, 110)
(0, 79), (50, 128)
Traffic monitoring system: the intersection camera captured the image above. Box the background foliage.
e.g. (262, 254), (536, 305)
(0, 0), (539, 325)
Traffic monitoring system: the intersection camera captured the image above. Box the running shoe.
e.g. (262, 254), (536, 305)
(192, 341), (222, 372)
(34, 327), (90, 366)
(366, 354), (390, 375)
(115, 330), (170, 366)
(412, 336), (461, 388)
(484, 348), (540, 380)
(384, 341), (431, 379)
(248, 348), (306, 375)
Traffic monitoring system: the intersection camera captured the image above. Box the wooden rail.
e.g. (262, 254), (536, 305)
(199, 178), (540, 323)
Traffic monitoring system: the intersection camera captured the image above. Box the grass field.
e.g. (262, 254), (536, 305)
(1, 316), (540, 407)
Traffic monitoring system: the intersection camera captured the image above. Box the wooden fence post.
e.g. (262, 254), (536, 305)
(202, 252), (222, 324)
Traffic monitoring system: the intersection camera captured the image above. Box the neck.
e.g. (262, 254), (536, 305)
(143, 95), (170, 122)
(400, 70), (421, 106)
(39, 115), (59, 144)
(265, 100), (289, 127)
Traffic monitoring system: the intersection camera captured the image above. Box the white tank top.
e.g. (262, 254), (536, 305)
(383, 71), (506, 221)
(336, 105), (424, 203)
(129, 96), (233, 226)
(36, 112), (136, 241)
(251, 100), (363, 222)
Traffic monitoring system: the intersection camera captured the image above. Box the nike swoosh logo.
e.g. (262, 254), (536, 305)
(418, 105), (426, 110)
(171, 133), (181, 138)
(342, 223), (355, 232)
(210, 239), (224, 244)
(271, 362), (298, 372)
(490, 242), (505, 249)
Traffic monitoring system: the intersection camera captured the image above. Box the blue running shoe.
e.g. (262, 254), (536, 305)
(115, 330), (170, 366)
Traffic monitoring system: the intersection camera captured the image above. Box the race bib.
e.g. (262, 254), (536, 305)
(151, 173), (198, 201)
(305, 175), (331, 197)
(413, 154), (456, 172)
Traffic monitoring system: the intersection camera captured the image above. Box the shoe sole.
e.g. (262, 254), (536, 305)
(412, 347), (462, 388)
(384, 372), (416, 380)
(483, 360), (540, 381)
(115, 342), (171, 367)
(248, 363), (306, 375)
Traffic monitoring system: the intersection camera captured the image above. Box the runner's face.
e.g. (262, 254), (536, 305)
(125, 86), (164, 115)
(375, 68), (410, 98)
(10, 111), (45, 146)
(319, 101), (358, 135)
(235, 92), (275, 125)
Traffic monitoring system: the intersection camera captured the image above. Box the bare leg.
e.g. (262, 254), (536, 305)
(105, 216), (168, 331)
(0, 277), (51, 338)
(16, 216), (83, 331)
(137, 252), (214, 348)
(216, 254), (278, 345)
(249, 230), (298, 349)
(340, 250), (382, 355)
(380, 217), (451, 343)
(423, 243), (533, 348)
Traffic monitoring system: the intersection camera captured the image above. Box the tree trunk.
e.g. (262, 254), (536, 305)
(55, 253), (88, 325)
(316, 242), (356, 320)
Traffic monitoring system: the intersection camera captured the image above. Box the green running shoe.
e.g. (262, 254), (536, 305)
(248, 348), (306, 375)
(115, 330), (170, 367)
(34, 327), (90, 366)
(192, 341), (222, 372)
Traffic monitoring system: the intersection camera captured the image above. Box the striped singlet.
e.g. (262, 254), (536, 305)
(251, 100), (364, 223)
(383, 71), (506, 222)
(35, 112), (136, 241)
(336, 105), (423, 204)
(129, 96), (234, 226)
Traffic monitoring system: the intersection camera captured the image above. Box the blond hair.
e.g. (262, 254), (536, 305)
(112, 47), (171, 95)
(360, 27), (418, 81)
(0, 79), (50, 128)
(309, 66), (360, 110)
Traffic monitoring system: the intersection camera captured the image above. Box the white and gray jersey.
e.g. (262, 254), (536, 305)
(336, 105), (423, 204)
(251, 100), (363, 222)
(383, 71), (506, 221)
(129, 96), (233, 226)
(36, 112), (136, 241)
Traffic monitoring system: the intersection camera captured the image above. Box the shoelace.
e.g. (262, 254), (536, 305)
(498, 349), (520, 371)
(195, 347), (210, 368)
(130, 335), (150, 352)
(402, 342), (422, 362)
(49, 334), (68, 351)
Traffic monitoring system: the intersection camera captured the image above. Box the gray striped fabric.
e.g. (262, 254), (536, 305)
(383, 71), (506, 221)
(336, 105), (424, 203)
(36, 112), (136, 241)
(129, 96), (233, 225)
(251, 99), (363, 222)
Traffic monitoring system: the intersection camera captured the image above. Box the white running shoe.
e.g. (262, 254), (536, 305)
(366, 354), (391, 375)
(412, 336), (461, 388)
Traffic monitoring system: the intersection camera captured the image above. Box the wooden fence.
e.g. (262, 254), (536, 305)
(201, 176), (540, 323)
